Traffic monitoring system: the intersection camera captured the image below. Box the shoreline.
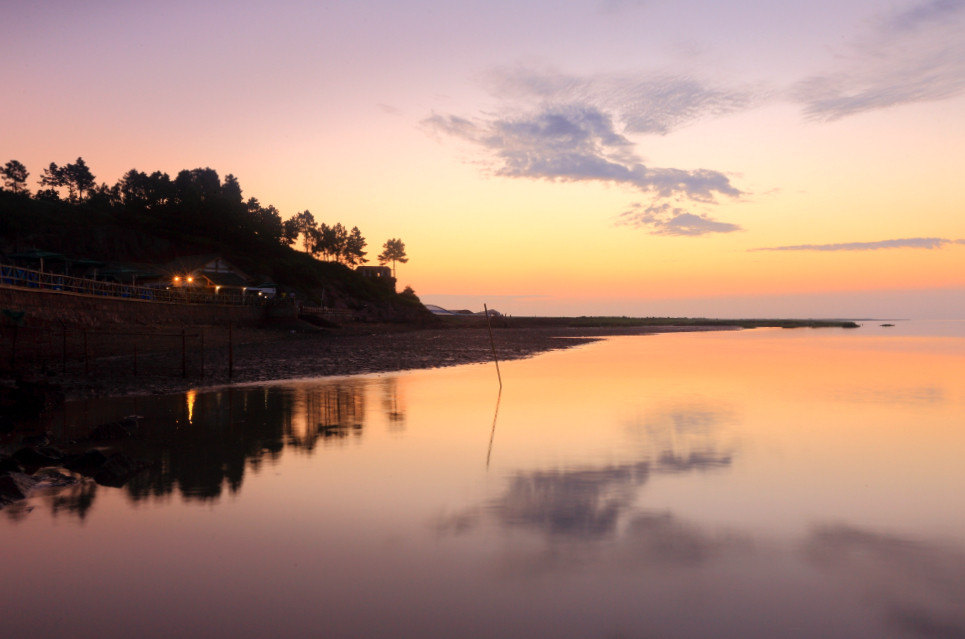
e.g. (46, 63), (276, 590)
(45, 323), (736, 400)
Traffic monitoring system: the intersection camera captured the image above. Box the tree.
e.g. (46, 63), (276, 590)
(344, 226), (368, 266)
(39, 162), (67, 198)
(64, 157), (95, 201)
(40, 158), (96, 202)
(378, 238), (408, 277)
(222, 173), (243, 203)
(287, 210), (317, 252)
(1, 160), (29, 193)
(281, 217), (300, 246)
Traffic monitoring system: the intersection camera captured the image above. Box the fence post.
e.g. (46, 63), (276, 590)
(10, 326), (18, 370)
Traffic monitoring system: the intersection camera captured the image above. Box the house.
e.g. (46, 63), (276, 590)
(355, 265), (395, 291)
(162, 255), (251, 294)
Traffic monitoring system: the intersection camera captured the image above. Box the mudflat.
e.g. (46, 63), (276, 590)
(48, 323), (730, 399)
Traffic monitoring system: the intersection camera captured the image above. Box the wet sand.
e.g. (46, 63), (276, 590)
(51, 323), (732, 399)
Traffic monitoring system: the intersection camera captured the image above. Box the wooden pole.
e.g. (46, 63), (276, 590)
(484, 304), (502, 388)
(61, 326), (67, 374)
(199, 329), (205, 379)
(133, 342), (138, 376)
(83, 330), (88, 374)
(181, 328), (187, 378)
(228, 323), (234, 379)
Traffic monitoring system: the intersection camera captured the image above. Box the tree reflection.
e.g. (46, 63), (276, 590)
(14, 377), (404, 517)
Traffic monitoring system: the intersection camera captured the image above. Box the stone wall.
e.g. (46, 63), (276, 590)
(0, 286), (265, 328)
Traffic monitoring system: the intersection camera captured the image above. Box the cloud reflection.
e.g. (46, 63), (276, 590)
(805, 524), (965, 638)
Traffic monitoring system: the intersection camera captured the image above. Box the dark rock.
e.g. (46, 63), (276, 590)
(93, 453), (147, 487)
(21, 432), (51, 447)
(37, 446), (65, 462)
(12, 447), (60, 472)
(0, 456), (22, 474)
(34, 468), (78, 488)
(88, 421), (132, 441)
(0, 472), (37, 504)
(64, 449), (108, 476)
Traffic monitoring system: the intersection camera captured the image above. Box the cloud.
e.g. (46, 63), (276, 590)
(793, 0), (965, 120)
(752, 238), (965, 251)
(805, 524), (965, 638)
(617, 202), (742, 236)
(485, 66), (758, 135)
(425, 68), (753, 235)
(425, 105), (742, 203)
(885, 0), (965, 33)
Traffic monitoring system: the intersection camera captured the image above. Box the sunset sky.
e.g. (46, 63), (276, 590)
(3, 0), (964, 317)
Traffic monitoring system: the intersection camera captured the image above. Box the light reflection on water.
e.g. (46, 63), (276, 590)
(2, 322), (964, 638)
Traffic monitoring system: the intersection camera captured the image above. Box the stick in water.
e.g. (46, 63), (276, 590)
(484, 303), (502, 388)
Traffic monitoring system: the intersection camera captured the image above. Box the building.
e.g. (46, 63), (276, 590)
(163, 255), (251, 295)
(355, 265), (395, 291)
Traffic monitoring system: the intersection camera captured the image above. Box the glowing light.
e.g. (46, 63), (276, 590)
(186, 389), (197, 424)
(186, 276), (194, 283)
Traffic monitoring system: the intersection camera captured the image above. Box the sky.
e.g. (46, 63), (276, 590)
(2, 0), (964, 318)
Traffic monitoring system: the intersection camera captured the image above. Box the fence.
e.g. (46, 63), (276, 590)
(0, 263), (265, 307)
(0, 324), (239, 380)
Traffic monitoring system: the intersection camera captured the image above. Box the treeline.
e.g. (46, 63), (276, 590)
(0, 157), (407, 271)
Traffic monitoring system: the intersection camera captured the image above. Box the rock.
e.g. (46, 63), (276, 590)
(33, 468), (77, 488)
(21, 432), (51, 447)
(0, 456), (22, 474)
(93, 453), (146, 487)
(37, 446), (65, 462)
(88, 421), (132, 441)
(11, 447), (60, 472)
(63, 449), (108, 476)
(0, 472), (37, 504)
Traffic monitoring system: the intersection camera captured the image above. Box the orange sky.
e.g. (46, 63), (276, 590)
(2, 1), (964, 317)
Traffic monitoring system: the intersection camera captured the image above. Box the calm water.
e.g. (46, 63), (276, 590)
(3, 321), (964, 638)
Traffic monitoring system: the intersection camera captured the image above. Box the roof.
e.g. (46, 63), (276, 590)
(163, 254), (250, 282)
(201, 271), (248, 287)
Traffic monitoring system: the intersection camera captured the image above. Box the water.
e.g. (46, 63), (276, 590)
(3, 320), (964, 638)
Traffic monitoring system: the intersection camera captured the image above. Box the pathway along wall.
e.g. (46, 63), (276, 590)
(0, 286), (265, 328)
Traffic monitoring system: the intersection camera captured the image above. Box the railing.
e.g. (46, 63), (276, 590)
(0, 263), (265, 306)
(299, 305), (357, 322)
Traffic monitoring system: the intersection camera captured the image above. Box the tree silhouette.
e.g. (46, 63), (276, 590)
(378, 238), (408, 277)
(1, 160), (29, 193)
(64, 157), (95, 201)
(41, 158), (96, 202)
(288, 210), (317, 252)
(344, 226), (368, 266)
(39, 162), (68, 198)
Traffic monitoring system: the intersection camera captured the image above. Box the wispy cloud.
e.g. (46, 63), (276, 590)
(485, 66), (758, 135)
(752, 238), (965, 252)
(618, 202), (742, 236)
(424, 103), (744, 235)
(793, 0), (965, 120)
(425, 105), (741, 203)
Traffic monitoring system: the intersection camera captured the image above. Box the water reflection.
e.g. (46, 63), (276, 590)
(805, 524), (965, 638)
(17, 375), (409, 514)
(3, 325), (963, 639)
(443, 404), (734, 542)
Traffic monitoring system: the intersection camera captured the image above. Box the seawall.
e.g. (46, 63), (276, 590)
(0, 286), (265, 328)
